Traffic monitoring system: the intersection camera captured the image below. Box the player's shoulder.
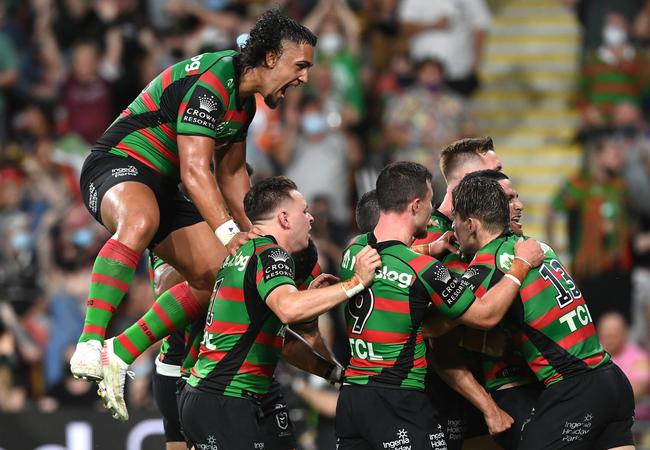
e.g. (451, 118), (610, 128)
(199, 50), (238, 77)
(429, 210), (453, 233)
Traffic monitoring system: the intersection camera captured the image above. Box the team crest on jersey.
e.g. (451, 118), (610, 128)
(182, 85), (223, 131)
(275, 411), (289, 430)
(261, 248), (294, 282)
(498, 253), (514, 271)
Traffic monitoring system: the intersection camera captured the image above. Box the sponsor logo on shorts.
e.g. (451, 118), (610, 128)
(111, 166), (138, 178)
(196, 435), (218, 450)
(561, 413), (594, 443)
(382, 429), (411, 449)
(88, 182), (98, 214)
(428, 425), (447, 449)
(254, 443), (265, 449)
(446, 418), (465, 442)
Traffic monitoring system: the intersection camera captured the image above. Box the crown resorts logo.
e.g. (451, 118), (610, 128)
(199, 94), (219, 113)
(269, 249), (289, 263)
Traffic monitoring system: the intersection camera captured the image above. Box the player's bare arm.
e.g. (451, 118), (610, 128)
(215, 140), (253, 232)
(266, 245), (381, 324)
(429, 330), (513, 436)
(178, 134), (232, 232)
(458, 238), (544, 329)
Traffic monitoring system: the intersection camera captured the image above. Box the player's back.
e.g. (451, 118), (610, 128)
(341, 233), (433, 390)
(95, 50), (255, 179)
(481, 234), (610, 387)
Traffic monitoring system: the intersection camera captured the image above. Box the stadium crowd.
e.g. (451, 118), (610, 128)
(0, 0), (650, 448)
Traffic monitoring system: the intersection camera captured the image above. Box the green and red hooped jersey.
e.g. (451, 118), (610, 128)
(188, 236), (296, 398)
(178, 260), (321, 380)
(151, 250), (321, 379)
(465, 234), (610, 388)
(340, 233), (485, 390)
(95, 50), (256, 180)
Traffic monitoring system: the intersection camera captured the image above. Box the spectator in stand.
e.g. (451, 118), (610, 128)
(577, 13), (649, 129)
(612, 102), (650, 347)
(547, 136), (634, 323)
(565, 0), (644, 52)
(59, 38), (120, 146)
(397, 0), (490, 97)
(383, 58), (471, 197)
(598, 312), (650, 406)
(0, 3), (17, 148)
(282, 95), (361, 225)
(304, 0), (364, 125)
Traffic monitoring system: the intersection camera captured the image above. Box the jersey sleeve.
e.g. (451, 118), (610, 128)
(297, 262), (322, 291)
(256, 246), (297, 301)
(177, 67), (228, 138)
(417, 260), (493, 319)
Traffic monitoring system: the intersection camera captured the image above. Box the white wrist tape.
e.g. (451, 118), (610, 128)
(215, 219), (240, 246)
(504, 273), (522, 287)
(342, 274), (366, 298)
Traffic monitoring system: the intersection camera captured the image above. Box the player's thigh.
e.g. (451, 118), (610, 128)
(179, 386), (262, 449)
(151, 372), (184, 443)
(365, 387), (447, 450)
(154, 220), (227, 292)
(259, 381), (297, 450)
(80, 152), (161, 251)
(596, 364), (635, 450)
(491, 383), (543, 450)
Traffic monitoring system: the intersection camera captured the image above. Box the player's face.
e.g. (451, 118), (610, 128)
(413, 181), (434, 239)
(452, 214), (477, 254)
(479, 150), (502, 172)
(498, 179), (524, 236)
(263, 41), (314, 109)
(285, 190), (313, 252)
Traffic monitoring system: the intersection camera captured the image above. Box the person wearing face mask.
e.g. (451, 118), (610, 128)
(577, 12), (647, 128)
(547, 136), (634, 325)
(383, 58), (473, 198)
(284, 97), (355, 225)
(303, 0), (364, 125)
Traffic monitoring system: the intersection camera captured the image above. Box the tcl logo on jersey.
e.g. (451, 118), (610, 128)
(559, 304), (593, 332)
(185, 54), (204, 72)
(374, 266), (413, 288)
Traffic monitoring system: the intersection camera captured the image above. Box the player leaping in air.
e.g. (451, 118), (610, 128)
(70, 9), (317, 400)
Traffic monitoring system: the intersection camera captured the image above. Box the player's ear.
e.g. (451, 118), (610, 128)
(278, 210), (290, 229)
(265, 50), (279, 69)
(411, 197), (421, 215)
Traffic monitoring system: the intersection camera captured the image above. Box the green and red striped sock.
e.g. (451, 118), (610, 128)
(113, 282), (205, 365)
(79, 239), (140, 344)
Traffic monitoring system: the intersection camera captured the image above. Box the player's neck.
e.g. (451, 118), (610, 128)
(238, 67), (260, 98)
(476, 228), (503, 251)
(251, 224), (295, 253)
(373, 212), (416, 246)
(437, 191), (454, 219)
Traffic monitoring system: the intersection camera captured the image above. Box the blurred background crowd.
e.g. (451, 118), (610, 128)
(1, 0), (650, 448)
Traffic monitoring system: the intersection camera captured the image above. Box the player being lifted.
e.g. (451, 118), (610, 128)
(179, 176), (381, 449)
(70, 9), (316, 409)
(451, 174), (635, 450)
(335, 162), (544, 450)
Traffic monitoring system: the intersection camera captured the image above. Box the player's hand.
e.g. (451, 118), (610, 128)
(225, 229), (262, 256)
(308, 274), (340, 290)
(428, 231), (460, 259)
(513, 238), (544, 268)
(484, 405), (514, 436)
(353, 246), (382, 287)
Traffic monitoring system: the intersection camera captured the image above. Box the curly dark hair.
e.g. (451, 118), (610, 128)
(239, 9), (317, 69)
